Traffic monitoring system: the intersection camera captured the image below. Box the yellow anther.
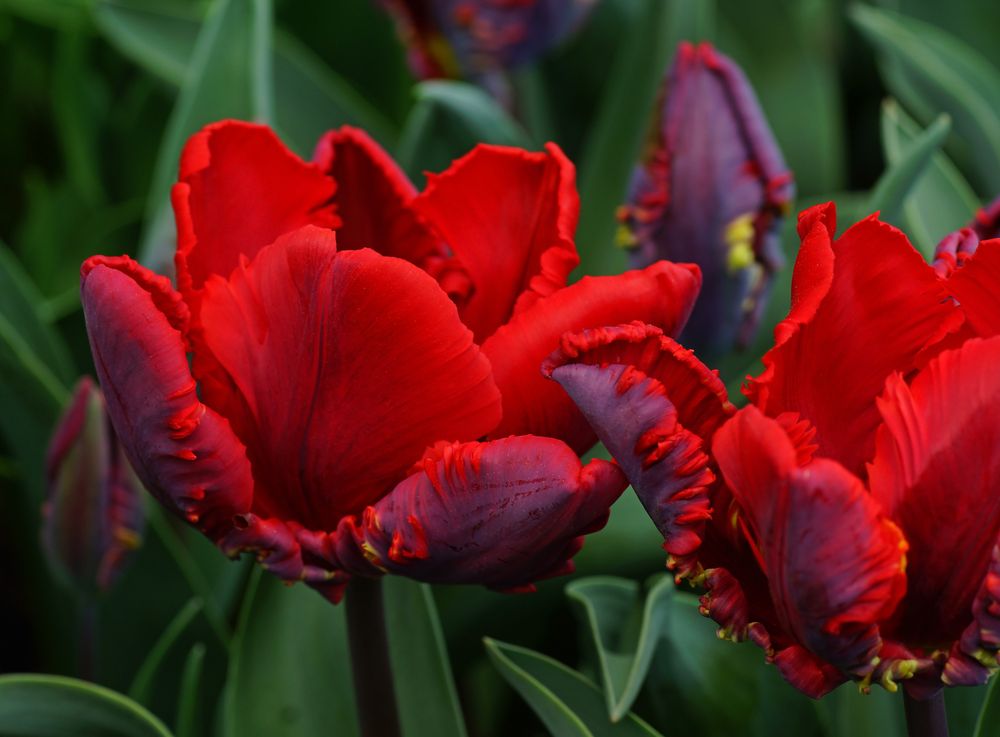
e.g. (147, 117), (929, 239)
(615, 223), (638, 249)
(725, 214), (756, 272)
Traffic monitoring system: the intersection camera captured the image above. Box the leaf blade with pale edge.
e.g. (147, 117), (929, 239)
(566, 575), (673, 722)
(866, 109), (951, 249)
(881, 100), (979, 258)
(223, 570), (360, 737)
(0, 674), (174, 737)
(384, 578), (468, 737)
(850, 4), (1000, 194)
(484, 638), (664, 737)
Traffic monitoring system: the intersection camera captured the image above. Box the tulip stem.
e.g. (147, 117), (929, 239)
(346, 577), (402, 737)
(903, 690), (950, 737)
(78, 599), (98, 682)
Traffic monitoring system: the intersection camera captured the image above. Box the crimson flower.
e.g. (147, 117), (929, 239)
(545, 202), (1000, 698)
(80, 120), (701, 602)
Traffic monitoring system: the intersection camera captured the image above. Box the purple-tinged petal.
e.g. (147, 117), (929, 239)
(81, 256), (253, 538)
(334, 436), (627, 591)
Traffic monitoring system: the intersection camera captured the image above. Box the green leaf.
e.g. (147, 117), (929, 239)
(396, 80), (531, 180)
(128, 598), (205, 705)
(974, 675), (1000, 737)
(817, 683), (904, 737)
(384, 578), (468, 737)
(174, 643), (206, 737)
(92, 0), (196, 85)
(136, 0), (273, 272)
(867, 109), (951, 244)
(224, 570), (360, 737)
(575, 0), (678, 276)
(850, 3), (1000, 194)
(566, 575), (672, 721)
(881, 99), (979, 258)
(0, 674), (174, 737)
(485, 639), (664, 737)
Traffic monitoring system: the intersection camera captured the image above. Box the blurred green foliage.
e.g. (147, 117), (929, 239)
(1, 0), (998, 735)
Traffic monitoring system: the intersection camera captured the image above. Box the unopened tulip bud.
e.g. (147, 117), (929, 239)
(618, 41), (794, 359)
(42, 377), (144, 595)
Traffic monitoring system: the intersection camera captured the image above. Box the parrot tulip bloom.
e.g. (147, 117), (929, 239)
(378, 0), (596, 80)
(546, 202), (1000, 698)
(618, 41), (794, 359)
(43, 377), (144, 595)
(81, 120), (701, 603)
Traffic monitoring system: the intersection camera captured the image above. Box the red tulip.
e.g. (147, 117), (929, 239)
(80, 121), (701, 602)
(546, 202), (1000, 698)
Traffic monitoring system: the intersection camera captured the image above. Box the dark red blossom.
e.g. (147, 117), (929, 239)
(546, 202), (1000, 698)
(81, 120), (701, 602)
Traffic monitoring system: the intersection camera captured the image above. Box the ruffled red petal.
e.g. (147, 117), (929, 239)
(172, 120), (338, 296)
(946, 238), (1000, 337)
(544, 322), (732, 562)
(483, 262), (702, 454)
(196, 226), (502, 530)
(80, 256), (253, 537)
(870, 336), (1000, 656)
(332, 436), (627, 590)
(747, 206), (962, 477)
(411, 143), (580, 342)
(713, 406), (907, 692)
(312, 126), (444, 267)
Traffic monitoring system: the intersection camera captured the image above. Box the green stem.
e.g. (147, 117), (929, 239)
(78, 599), (98, 681)
(346, 577), (402, 737)
(904, 690), (950, 737)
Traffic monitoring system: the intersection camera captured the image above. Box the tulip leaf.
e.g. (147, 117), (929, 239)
(92, 0), (395, 155)
(136, 0), (273, 273)
(485, 638), (664, 737)
(575, 0), (675, 276)
(850, 4), (1000, 194)
(128, 598), (204, 706)
(224, 569), (360, 737)
(174, 643), (205, 737)
(384, 578), (468, 737)
(0, 674), (174, 737)
(396, 80), (531, 181)
(817, 683), (904, 737)
(566, 575), (673, 722)
(974, 676), (1000, 737)
(866, 109), (951, 252)
(880, 99), (979, 259)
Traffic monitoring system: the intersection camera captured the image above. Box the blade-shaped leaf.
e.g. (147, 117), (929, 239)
(485, 638), (664, 737)
(129, 598), (205, 705)
(975, 675), (1000, 737)
(566, 575), (672, 721)
(223, 570), (359, 737)
(136, 0), (273, 272)
(851, 4), (1000, 194)
(0, 674), (174, 737)
(575, 0), (676, 276)
(384, 578), (468, 737)
(396, 80), (531, 180)
(174, 643), (206, 737)
(867, 108), (951, 247)
(881, 99), (979, 258)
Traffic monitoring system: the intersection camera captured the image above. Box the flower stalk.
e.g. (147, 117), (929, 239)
(346, 577), (402, 737)
(903, 691), (950, 737)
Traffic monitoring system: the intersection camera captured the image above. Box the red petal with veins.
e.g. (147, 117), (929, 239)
(334, 436), (627, 590)
(747, 207), (962, 477)
(412, 142), (580, 342)
(313, 126), (443, 267)
(196, 226), (501, 530)
(713, 406), (907, 692)
(870, 336), (1000, 657)
(483, 262), (701, 454)
(946, 239), (1000, 337)
(80, 256), (252, 536)
(173, 120), (338, 296)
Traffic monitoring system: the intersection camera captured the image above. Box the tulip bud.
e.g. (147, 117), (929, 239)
(618, 41), (794, 359)
(42, 377), (144, 595)
(378, 0), (596, 80)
